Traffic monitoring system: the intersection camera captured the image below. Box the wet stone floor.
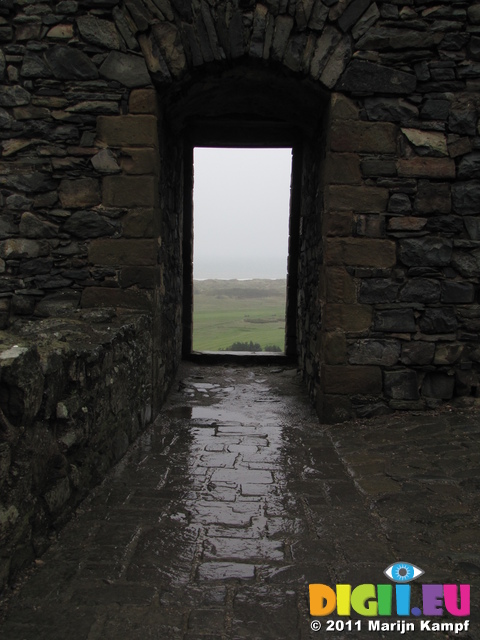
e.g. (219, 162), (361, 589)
(1, 363), (480, 640)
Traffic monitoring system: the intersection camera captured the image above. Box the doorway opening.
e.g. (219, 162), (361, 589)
(182, 130), (302, 362)
(192, 147), (292, 355)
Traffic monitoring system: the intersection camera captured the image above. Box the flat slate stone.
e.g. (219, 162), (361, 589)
(338, 0), (371, 32)
(348, 339), (401, 366)
(91, 149), (120, 174)
(374, 309), (416, 333)
(358, 278), (399, 303)
(388, 193), (411, 213)
(0, 238), (47, 260)
(99, 51), (151, 88)
(20, 52), (52, 79)
(401, 341), (435, 366)
(399, 278), (441, 303)
(449, 107), (477, 136)
(2, 172), (56, 193)
(0, 106), (12, 128)
(384, 370), (419, 400)
(421, 99), (450, 120)
(56, 1), (78, 13)
(458, 153), (480, 180)
(464, 217), (480, 241)
(426, 215), (463, 235)
(0, 85), (31, 107)
(401, 128), (448, 157)
(452, 181), (480, 215)
(19, 213), (58, 239)
(76, 15), (122, 50)
(451, 252), (480, 278)
(338, 60), (416, 94)
(0, 218), (17, 240)
(45, 45), (99, 80)
(63, 211), (117, 239)
(399, 237), (453, 267)
(365, 97), (418, 122)
(18, 257), (54, 277)
(419, 308), (459, 334)
(357, 26), (443, 51)
(5, 194), (32, 210)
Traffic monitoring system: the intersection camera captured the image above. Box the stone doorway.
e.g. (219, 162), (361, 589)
(189, 146), (293, 355)
(184, 142), (299, 360)
(161, 67), (330, 370)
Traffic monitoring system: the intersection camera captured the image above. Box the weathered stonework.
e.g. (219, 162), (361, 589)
(0, 314), (152, 590)
(0, 0), (480, 588)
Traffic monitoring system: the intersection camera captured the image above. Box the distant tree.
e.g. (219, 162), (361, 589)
(221, 341), (262, 352)
(264, 345), (282, 352)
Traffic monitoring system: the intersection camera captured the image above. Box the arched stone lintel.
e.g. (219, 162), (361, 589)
(122, 1), (358, 95)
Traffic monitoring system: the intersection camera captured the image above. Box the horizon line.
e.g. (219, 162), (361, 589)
(194, 277), (286, 281)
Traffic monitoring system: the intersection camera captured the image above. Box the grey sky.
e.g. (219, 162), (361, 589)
(193, 147), (292, 280)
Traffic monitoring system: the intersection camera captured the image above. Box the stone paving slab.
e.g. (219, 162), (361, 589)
(0, 363), (479, 640)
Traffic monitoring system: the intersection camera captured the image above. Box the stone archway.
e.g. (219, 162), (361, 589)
(169, 67), (329, 361)
(90, 1), (348, 417)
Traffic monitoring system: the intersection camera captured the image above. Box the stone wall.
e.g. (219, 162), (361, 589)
(318, 84), (480, 422)
(0, 0), (480, 578)
(0, 312), (152, 590)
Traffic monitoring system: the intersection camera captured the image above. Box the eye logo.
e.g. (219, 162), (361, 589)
(384, 562), (424, 583)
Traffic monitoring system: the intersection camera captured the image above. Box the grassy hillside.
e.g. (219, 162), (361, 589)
(193, 279), (286, 352)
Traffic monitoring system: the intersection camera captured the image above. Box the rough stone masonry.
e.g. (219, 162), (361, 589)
(0, 0), (479, 591)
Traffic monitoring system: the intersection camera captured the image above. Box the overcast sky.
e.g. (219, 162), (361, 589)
(193, 147), (292, 280)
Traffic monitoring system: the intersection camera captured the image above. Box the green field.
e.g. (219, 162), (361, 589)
(193, 279), (286, 352)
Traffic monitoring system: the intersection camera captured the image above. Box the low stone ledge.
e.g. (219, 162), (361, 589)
(0, 313), (153, 591)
